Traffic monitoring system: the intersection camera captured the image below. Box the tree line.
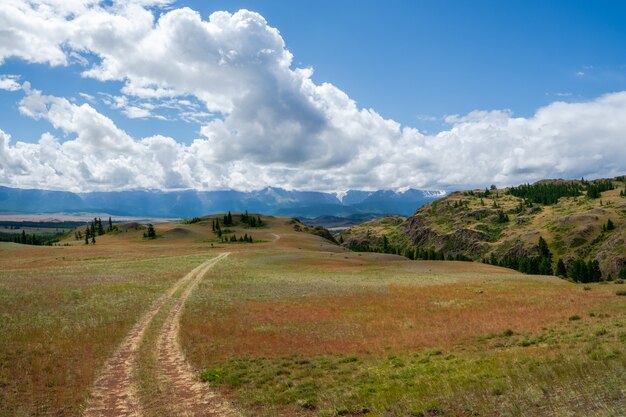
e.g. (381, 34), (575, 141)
(76, 217), (117, 244)
(347, 236), (471, 262)
(507, 182), (583, 205)
(484, 234), (620, 283)
(0, 230), (59, 246)
(508, 179), (617, 204)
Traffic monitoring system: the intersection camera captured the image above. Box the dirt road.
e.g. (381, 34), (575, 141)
(83, 253), (238, 417)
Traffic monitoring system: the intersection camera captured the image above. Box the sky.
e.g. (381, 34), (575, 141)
(0, 0), (625, 193)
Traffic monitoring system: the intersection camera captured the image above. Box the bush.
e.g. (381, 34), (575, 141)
(569, 315), (581, 321)
(199, 368), (226, 384)
(616, 290), (626, 296)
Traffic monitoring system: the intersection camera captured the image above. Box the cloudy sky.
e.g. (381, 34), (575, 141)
(0, 0), (625, 193)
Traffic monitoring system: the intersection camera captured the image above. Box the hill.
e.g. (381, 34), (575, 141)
(340, 176), (626, 280)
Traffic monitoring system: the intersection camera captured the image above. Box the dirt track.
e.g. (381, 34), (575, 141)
(83, 253), (238, 417)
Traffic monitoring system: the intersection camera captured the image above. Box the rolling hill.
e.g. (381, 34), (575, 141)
(340, 176), (626, 279)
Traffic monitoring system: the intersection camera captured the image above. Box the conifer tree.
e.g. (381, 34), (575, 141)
(556, 259), (567, 277)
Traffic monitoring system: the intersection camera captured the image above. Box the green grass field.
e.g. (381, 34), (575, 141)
(0, 215), (624, 416)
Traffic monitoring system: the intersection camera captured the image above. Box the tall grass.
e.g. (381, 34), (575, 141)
(0, 245), (210, 417)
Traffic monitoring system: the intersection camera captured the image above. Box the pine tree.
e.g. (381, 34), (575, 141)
(556, 259), (567, 277)
(537, 237), (551, 260)
(108, 216), (113, 232)
(588, 260), (602, 282)
(91, 233), (96, 244)
(538, 257), (553, 275)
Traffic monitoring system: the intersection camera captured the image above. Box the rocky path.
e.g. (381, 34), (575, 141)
(83, 253), (237, 417)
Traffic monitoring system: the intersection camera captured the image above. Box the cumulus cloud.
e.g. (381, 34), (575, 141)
(0, 75), (21, 91)
(0, 1), (624, 192)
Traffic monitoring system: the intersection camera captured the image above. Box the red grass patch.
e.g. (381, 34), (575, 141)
(184, 281), (620, 362)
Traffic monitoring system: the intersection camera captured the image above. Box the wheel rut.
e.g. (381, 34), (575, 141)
(83, 252), (237, 417)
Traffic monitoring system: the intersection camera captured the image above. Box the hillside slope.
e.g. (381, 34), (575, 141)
(341, 177), (626, 279)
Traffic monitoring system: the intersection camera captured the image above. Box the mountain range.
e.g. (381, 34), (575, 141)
(0, 186), (446, 218)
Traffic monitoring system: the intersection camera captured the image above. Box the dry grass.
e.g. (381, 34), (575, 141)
(180, 223), (626, 416)
(2, 214), (624, 416)
(0, 216), (236, 417)
(187, 281), (622, 359)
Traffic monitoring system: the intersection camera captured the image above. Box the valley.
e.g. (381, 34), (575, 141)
(1, 211), (624, 416)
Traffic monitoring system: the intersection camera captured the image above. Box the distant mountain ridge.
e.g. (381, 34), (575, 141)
(0, 186), (445, 218)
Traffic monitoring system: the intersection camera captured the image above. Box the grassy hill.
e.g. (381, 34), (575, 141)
(340, 176), (626, 280)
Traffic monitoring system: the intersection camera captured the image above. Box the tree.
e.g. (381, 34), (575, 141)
(538, 257), (553, 275)
(85, 228), (90, 245)
(145, 224), (156, 239)
(556, 259), (567, 277)
(108, 217), (113, 232)
(606, 219), (615, 231)
(537, 237), (551, 260)
(588, 260), (601, 282)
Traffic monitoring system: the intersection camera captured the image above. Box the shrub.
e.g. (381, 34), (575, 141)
(569, 315), (581, 321)
(616, 290), (626, 296)
(199, 368), (226, 384)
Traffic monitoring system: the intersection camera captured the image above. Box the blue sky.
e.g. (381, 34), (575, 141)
(193, 0), (626, 128)
(0, 1), (625, 192)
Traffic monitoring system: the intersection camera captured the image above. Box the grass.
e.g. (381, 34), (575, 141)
(2, 214), (625, 416)
(180, 225), (626, 416)
(193, 342), (625, 417)
(0, 220), (232, 417)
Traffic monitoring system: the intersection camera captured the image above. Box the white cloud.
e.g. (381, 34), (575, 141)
(2, 86), (624, 192)
(0, 75), (21, 91)
(0, 2), (624, 192)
